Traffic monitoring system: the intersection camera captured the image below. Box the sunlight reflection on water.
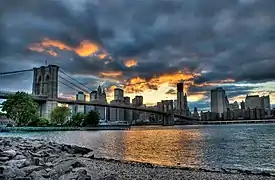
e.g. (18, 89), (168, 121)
(2, 124), (275, 171)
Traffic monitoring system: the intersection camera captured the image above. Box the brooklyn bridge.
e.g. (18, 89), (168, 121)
(0, 65), (199, 126)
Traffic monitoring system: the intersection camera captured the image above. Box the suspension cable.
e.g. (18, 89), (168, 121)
(58, 74), (89, 93)
(58, 79), (81, 94)
(59, 69), (92, 92)
(0, 69), (33, 76)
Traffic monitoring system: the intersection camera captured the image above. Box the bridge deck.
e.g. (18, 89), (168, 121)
(0, 91), (197, 121)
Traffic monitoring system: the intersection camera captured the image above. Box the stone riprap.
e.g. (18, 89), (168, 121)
(0, 137), (274, 180)
(0, 137), (93, 180)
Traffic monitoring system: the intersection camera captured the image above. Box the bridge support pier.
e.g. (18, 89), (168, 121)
(163, 114), (175, 126)
(38, 101), (57, 120)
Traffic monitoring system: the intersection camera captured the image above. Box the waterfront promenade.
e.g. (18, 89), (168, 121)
(0, 137), (273, 180)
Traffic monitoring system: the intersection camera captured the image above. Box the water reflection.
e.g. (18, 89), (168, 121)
(122, 128), (204, 167)
(2, 124), (275, 171)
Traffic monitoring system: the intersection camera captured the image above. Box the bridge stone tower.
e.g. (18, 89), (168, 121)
(32, 65), (59, 99)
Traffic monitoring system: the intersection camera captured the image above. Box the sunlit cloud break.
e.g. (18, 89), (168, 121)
(28, 38), (101, 57)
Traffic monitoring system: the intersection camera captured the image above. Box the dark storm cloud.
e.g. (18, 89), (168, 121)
(165, 89), (176, 95)
(1, 0), (275, 100)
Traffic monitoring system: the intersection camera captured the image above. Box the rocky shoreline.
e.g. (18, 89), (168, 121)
(0, 137), (274, 180)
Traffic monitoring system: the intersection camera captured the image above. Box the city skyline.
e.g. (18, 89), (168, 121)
(1, 0), (275, 110)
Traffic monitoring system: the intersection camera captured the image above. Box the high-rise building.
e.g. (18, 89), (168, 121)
(176, 82), (184, 114)
(229, 101), (239, 111)
(114, 88), (124, 101)
(110, 88), (125, 121)
(261, 95), (270, 110)
(132, 95), (143, 121)
(184, 93), (188, 110)
(240, 101), (245, 110)
(124, 96), (132, 124)
(124, 97), (131, 105)
(245, 95), (261, 109)
(132, 95), (143, 107)
(211, 87), (227, 115)
(87, 86), (108, 120)
(193, 107), (199, 119)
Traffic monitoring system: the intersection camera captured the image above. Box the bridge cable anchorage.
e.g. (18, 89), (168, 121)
(58, 74), (89, 94)
(59, 69), (92, 92)
(0, 69), (33, 76)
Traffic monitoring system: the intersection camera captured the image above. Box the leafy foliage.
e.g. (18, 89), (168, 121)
(82, 110), (100, 127)
(66, 112), (86, 127)
(1, 92), (38, 126)
(50, 106), (71, 126)
(27, 117), (50, 127)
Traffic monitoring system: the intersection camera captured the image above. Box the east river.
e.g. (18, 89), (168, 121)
(1, 124), (275, 172)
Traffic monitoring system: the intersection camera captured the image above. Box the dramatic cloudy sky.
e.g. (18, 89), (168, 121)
(1, 0), (275, 110)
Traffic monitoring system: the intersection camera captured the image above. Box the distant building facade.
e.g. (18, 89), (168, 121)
(176, 82), (188, 115)
(109, 88), (125, 121)
(261, 95), (271, 111)
(211, 87), (227, 116)
(229, 101), (239, 111)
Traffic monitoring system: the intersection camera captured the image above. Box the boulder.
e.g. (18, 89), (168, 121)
(1, 166), (26, 178)
(76, 174), (92, 180)
(7, 159), (31, 168)
(21, 165), (43, 175)
(14, 155), (27, 160)
(49, 159), (85, 178)
(72, 167), (88, 175)
(14, 177), (32, 180)
(83, 152), (94, 159)
(2, 149), (17, 158)
(29, 169), (48, 180)
(0, 157), (9, 161)
(58, 172), (78, 180)
(61, 144), (92, 155)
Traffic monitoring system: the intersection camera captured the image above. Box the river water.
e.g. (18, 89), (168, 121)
(1, 124), (275, 172)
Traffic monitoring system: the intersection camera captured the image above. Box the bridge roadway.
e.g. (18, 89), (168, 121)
(0, 91), (197, 121)
(50, 98), (197, 121)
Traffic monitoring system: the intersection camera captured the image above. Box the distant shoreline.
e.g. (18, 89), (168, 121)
(0, 125), (131, 132)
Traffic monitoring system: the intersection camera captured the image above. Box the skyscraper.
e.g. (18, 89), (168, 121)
(240, 101), (245, 110)
(261, 95), (271, 110)
(110, 88), (125, 121)
(211, 87), (227, 115)
(176, 82), (185, 114)
(245, 95), (261, 109)
(88, 86), (108, 120)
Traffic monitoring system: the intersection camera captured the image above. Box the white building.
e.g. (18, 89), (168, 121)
(211, 87), (227, 115)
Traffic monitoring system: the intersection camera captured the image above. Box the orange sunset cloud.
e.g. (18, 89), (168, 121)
(29, 38), (101, 57)
(124, 59), (137, 67)
(99, 71), (123, 78)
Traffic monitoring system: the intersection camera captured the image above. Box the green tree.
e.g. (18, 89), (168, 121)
(27, 117), (50, 127)
(50, 106), (71, 126)
(82, 110), (100, 127)
(1, 92), (38, 126)
(66, 112), (86, 127)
